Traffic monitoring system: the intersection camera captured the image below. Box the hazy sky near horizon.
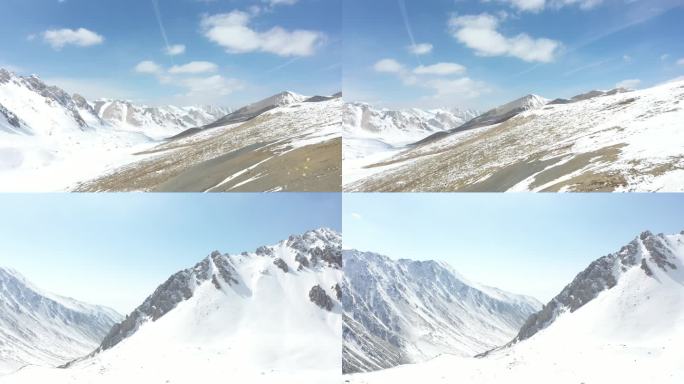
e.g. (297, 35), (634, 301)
(343, 193), (684, 302)
(0, 193), (341, 314)
(344, 0), (684, 110)
(0, 0), (341, 108)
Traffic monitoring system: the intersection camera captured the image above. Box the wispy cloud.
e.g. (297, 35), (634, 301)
(562, 58), (612, 76)
(398, 0), (424, 64)
(42, 28), (104, 50)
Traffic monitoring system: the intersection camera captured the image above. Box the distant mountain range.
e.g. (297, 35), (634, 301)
(0, 268), (121, 375)
(347, 230), (684, 384)
(342, 250), (540, 373)
(1, 228), (342, 383)
(0, 68), (342, 192)
(345, 79), (684, 192)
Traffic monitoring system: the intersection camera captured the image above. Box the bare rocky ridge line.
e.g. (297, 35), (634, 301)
(478, 229), (683, 358)
(62, 228), (341, 368)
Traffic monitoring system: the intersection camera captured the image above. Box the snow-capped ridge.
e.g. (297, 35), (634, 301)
(89, 228), (341, 357)
(343, 250), (541, 374)
(0, 267), (122, 375)
(508, 229), (683, 347)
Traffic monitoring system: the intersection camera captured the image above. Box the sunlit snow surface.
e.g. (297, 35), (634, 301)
(348, 233), (684, 384)
(0, 229), (342, 384)
(345, 79), (684, 192)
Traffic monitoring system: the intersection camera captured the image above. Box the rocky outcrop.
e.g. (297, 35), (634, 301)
(309, 285), (334, 311)
(273, 258), (289, 273)
(97, 252), (240, 352)
(509, 230), (680, 346)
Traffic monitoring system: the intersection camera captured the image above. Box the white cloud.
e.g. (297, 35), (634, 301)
(449, 13), (560, 63)
(134, 60), (163, 74)
(165, 44), (186, 56)
(615, 78), (641, 89)
(265, 0), (298, 5)
(660, 54), (670, 61)
(373, 58), (405, 74)
(180, 75), (243, 97)
(42, 28), (104, 49)
(677, 58), (684, 66)
(495, 0), (604, 12)
(133, 61), (242, 101)
(425, 77), (487, 99)
(408, 43), (433, 55)
(351, 212), (363, 220)
(201, 11), (325, 57)
(372, 57), (485, 102)
(168, 61), (218, 74)
(506, 0), (546, 12)
(623, 54), (632, 63)
(413, 62), (466, 76)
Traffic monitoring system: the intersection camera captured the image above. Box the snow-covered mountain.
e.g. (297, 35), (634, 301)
(75, 92), (342, 192)
(3, 228), (342, 384)
(0, 67), (341, 192)
(345, 78), (684, 192)
(449, 94), (548, 134)
(342, 250), (541, 374)
(343, 102), (479, 185)
(344, 102), (479, 147)
(0, 267), (121, 375)
(348, 230), (684, 384)
(93, 100), (229, 140)
(206, 91), (309, 128)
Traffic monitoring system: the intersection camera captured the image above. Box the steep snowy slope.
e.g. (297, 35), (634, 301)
(349, 230), (684, 384)
(346, 79), (684, 192)
(343, 103), (479, 184)
(205, 91), (308, 128)
(0, 268), (121, 375)
(74, 94), (342, 192)
(93, 100), (229, 140)
(342, 250), (541, 374)
(2, 228), (342, 384)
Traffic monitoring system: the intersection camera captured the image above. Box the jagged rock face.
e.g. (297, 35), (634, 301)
(98, 252), (240, 352)
(96, 228), (342, 355)
(343, 250), (541, 374)
(512, 230), (681, 344)
(309, 285), (334, 311)
(0, 268), (121, 373)
(273, 258), (289, 273)
(343, 314), (408, 374)
(0, 103), (29, 134)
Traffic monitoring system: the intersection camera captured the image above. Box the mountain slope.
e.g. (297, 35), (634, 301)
(0, 268), (121, 375)
(0, 68), (340, 192)
(342, 250), (541, 374)
(93, 100), (229, 140)
(74, 93), (342, 192)
(345, 79), (684, 192)
(348, 230), (684, 384)
(343, 103), (479, 185)
(2, 228), (342, 384)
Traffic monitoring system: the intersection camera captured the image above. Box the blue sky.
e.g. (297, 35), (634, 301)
(0, 0), (341, 108)
(343, 193), (684, 302)
(0, 193), (341, 314)
(344, 0), (684, 110)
